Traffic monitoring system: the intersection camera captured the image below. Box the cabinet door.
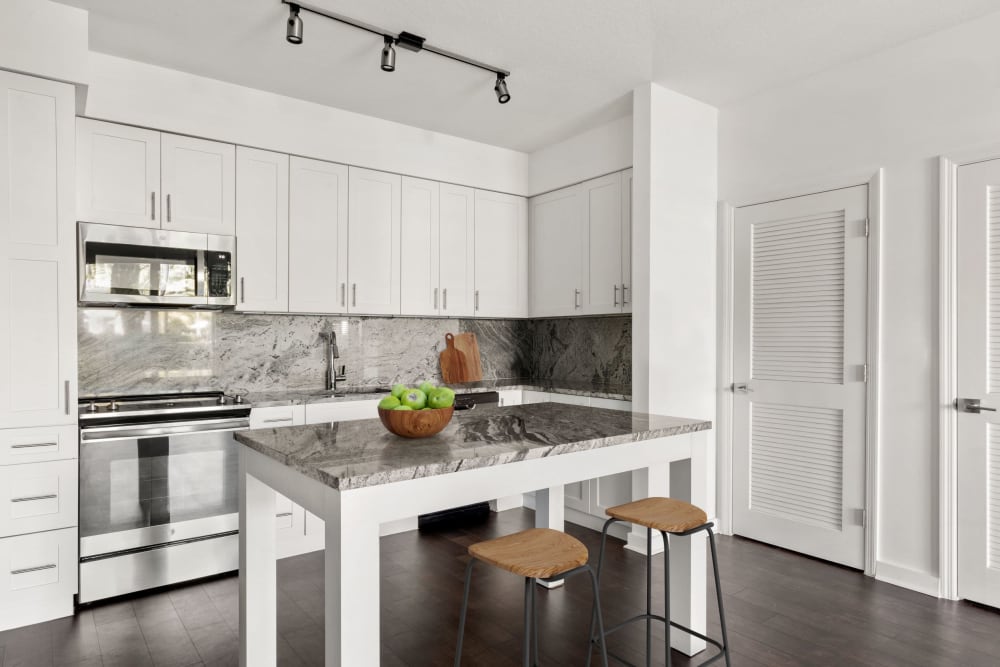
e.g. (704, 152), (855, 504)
(529, 186), (584, 316)
(474, 190), (527, 318)
(400, 177), (440, 316)
(235, 147), (288, 312)
(76, 118), (160, 228)
(161, 133), (235, 235)
(621, 168), (633, 314)
(289, 157), (348, 314)
(348, 167), (401, 315)
(0, 73), (77, 428)
(582, 172), (623, 314)
(439, 184), (476, 317)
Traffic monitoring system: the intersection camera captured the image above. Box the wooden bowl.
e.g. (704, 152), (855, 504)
(378, 406), (454, 438)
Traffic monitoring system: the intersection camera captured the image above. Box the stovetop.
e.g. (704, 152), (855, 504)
(78, 391), (250, 422)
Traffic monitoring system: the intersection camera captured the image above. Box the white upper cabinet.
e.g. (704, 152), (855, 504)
(348, 167), (401, 315)
(76, 118), (161, 229)
(235, 147), (288, 312)
(161, 133), (235, 235)
(0, 72), (77, 428)
(288, 157), (348, 314)
(474, 190), (527, 318)
(530, 185), (585, 317)
(621, 168), (633, 314)
(400, 177), (440, 316)
(582, 172), (622, 314)
(439, 184), (476, 317)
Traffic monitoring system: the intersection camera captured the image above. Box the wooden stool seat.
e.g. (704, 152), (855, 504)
(605, 497), (708, 534)
(469, 528), (589, 579)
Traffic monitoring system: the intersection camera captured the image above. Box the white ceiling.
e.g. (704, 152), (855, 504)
(60, 0), (1000, 153)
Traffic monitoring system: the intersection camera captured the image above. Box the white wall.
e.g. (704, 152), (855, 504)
(0, 0), (89, 85)
(633, 83), (718, 516)
(82, 53), (530, 195)
(528, 115), (633, 196)
(719, 10), (1000, 594)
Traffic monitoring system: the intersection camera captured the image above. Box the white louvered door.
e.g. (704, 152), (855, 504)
(956, 159), (1000, 607)
(733, 185), (868, 569)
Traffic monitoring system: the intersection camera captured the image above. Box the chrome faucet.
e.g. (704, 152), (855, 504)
(320, 330), (347, 392)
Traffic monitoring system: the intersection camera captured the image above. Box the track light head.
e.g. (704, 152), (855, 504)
(381, 36), (396, 72)
(286, 3), (303, 44)
(494, 74), (510, 104)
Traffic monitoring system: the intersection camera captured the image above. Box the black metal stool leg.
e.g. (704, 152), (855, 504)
(662, 531), (671, 667)
(707, 528), (731, 667)
(645, 526), (652, 667)
(531, 577), (539, 666)
(523, 577), (532, 667)
(587, 517), (617, 667)
(586, 565), (610, 667)
(454, 559), (475, 667)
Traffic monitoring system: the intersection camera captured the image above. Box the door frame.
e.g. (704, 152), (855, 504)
(938, 144), (1000, 600)
(718, 169), (883, 577)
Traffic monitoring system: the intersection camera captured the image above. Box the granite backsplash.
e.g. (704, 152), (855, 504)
(78, 309), (630, 397)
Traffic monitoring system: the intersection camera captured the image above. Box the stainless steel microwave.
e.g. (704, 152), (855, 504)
(78, 222), (236, 308)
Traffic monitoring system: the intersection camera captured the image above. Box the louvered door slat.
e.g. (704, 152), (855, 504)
(989, 185), (1000, 393)
(990, 426), (1000, 570)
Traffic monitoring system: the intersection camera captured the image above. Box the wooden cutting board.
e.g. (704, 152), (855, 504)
(439, 333), (469, 383)
(453, 332), (483, 382)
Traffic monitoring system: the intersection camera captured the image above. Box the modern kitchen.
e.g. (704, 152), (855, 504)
(3, 1), (1000, 666)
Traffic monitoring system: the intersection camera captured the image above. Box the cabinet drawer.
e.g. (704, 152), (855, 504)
(0, 425), (78, 465)
(249, 405), (304, 429)
(0, 460), (78, 538)
(305, 399), (379, 424)
(0, 527), (77, 631)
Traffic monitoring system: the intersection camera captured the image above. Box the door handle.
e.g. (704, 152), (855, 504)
(733, 383), (753, 393)
(957, 398), (997, 413)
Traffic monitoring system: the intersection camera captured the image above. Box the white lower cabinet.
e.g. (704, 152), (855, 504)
(0, 460), (78, 538)
(0, 527), (77, 631)
(305, 399), (380, 424)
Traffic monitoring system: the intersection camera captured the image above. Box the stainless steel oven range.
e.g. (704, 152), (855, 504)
(77, 392), (250, 603)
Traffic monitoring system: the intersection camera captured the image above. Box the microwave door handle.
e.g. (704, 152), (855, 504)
(81, 418), (249, 442)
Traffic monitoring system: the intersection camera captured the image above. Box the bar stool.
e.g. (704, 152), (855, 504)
(455, 527), (610, 667)
(588, 497), (730, 667)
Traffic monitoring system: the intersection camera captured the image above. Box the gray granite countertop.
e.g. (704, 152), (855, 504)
(234, 402), (709, 490)
(241, 379), (631, 408)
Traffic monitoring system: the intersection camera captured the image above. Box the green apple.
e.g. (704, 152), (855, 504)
(419, 381), (436, 395)
(427, 390), (454, 409)
(378, 396), (401, 410)
(399, 388), (427, 410)
(391, 383), (407, 398)
(393, 405), (414, 411)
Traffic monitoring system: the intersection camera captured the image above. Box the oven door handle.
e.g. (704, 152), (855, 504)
(81, 418), (249, 442)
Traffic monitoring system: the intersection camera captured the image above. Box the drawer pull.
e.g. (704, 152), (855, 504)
(12, 563), (57, 576)
(275, 512), (293, 519)
(11, 494), (57, 503)
(262, 418), (292, 424)
(10, 442), (57, 449)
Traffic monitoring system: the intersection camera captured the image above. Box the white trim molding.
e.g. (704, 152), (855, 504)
(875, 560), (941, 599)
(717, 170), (883, 577)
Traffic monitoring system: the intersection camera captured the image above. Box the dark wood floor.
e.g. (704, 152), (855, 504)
(2, 508), (998, 666)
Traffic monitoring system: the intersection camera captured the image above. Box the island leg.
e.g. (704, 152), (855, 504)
(667, 434), (708, 656)
(239, 450), (277, 667)
(533, 486), (565, 588)
(324, 488), (381, 666)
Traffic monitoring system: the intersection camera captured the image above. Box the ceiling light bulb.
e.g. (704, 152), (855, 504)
(494, 75), (510, 104)
(381, 37), (396, 72)
(286, 4), (303, 45)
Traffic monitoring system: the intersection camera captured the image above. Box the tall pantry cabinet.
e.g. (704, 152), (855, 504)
(0, 71), (79, 630)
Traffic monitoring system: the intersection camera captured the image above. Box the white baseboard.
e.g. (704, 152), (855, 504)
(490, 495), (524, 512)
(875, 560), (940, 598)
(380, 516), (417, 537)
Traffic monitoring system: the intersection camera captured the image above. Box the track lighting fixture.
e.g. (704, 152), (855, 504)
(494, 75), (510, 104)
(280, 1), (511, 104)
(286, 3), (303, 44)
(381, 36), (396, 72)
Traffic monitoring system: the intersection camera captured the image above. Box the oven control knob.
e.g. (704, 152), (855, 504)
(218, 395), (228, 405)
(87, 401), (98, 413)
(109, 400), (119, 412)
(234, 395), (244, 404)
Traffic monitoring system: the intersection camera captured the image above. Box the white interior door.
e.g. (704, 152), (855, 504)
(732, 185), (868, 569)
(956, 158), (1000, 608)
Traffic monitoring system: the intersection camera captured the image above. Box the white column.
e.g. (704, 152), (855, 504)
(533, 486), (566, 588)
(239, 450), (277, 667)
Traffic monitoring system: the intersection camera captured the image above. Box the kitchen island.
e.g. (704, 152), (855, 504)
(235, 401), (711, 666)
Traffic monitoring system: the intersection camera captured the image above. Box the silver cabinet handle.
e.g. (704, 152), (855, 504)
(958, 398), (997, 413)
(11, 563), (56, 576)
(574, 289), (581, 309)
(434, 287), (439, 310)
(261, 418), (293, 424)
(151, 192), (156, 221)
(622, 284), (629, 305)
(474, 290), (479, 311)
(613, 284), (619, 306)
(443, 288), (448, 311)
(166, 194), (172, 222)
(64, 381), (70, 415)
(12, 494), (57, 503)
(240, 277), (245, 304)
(11, 442), (57, 449)
(275, 512), (293, 519)
(352, 284), (357, 307)
(340, 283), (345, 307)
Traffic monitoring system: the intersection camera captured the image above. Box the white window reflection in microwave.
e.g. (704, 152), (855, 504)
(86, 254), (196, 297)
